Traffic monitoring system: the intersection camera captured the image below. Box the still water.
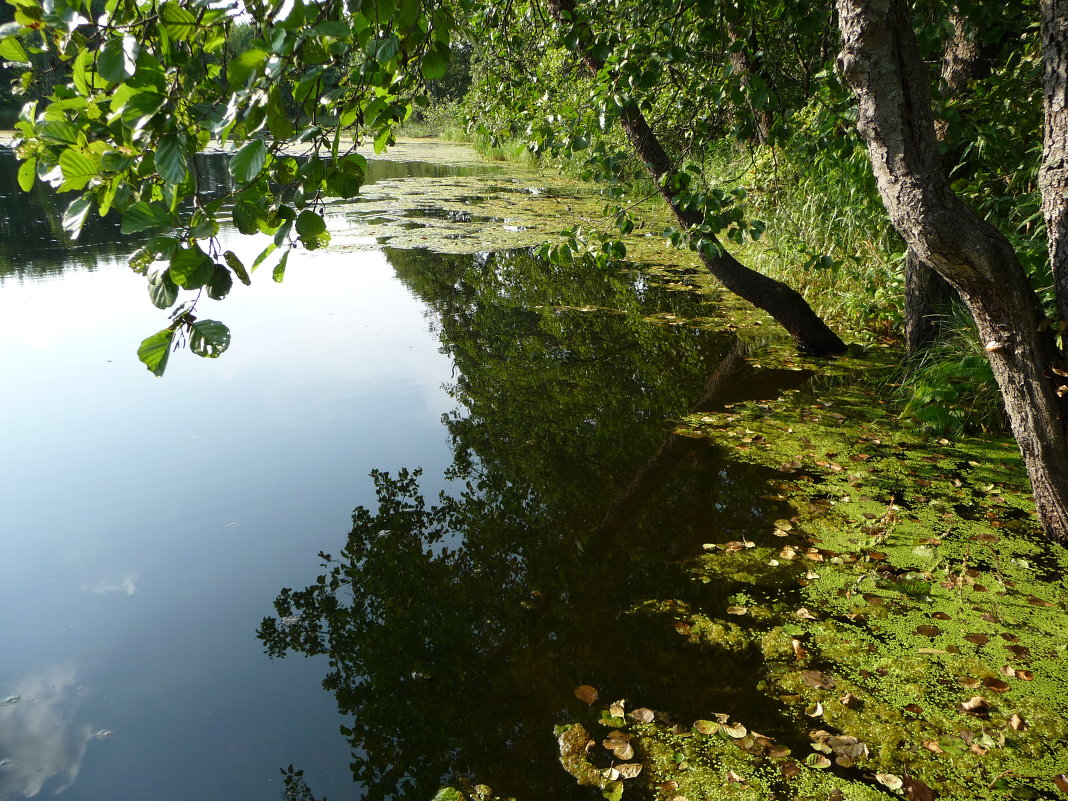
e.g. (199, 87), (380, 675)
(0, 148), (794, 800)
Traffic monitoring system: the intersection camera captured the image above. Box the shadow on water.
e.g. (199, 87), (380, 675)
(259, 248), (812, 801)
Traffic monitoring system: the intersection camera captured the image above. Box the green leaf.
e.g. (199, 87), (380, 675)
(169, 245), (214, 288)
(17, 157), (35, 191)
(296, 209), (329, 250)
(155, 133), (188, 185)
(272, 249), (290, 282)
(121, 201), (171, 234)
(266, 88), (294, 141)
(223, 250), (251, 285)
(227, 47), (267, 87)
(232, 199), (264, 235)
(160, 2), (197, 41)
(206, 265), (234, 300)
(148, 270), (179, 308)
(230, 140), (268, 183)
(62, 194), (92, 239)
(251, 243), (277, 271)
(138, 328), (176, 376)
(98, 35), (138, 83)
(189, 320), (230, 357)
(59, 148), (99, 191)
(0, 35), (29, 62)
(38, 120), (78, 145)
(420, 48), (447, 81)
(120, 91), (166, 130)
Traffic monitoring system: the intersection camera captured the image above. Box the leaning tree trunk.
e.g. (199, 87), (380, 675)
(837, 0), (1068, 543)
(543, 0), (847, 355)
(1041, 0), (1068, 339)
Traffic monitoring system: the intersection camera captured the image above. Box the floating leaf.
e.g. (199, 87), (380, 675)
(1027, 596), (1055, 608)
(1009, 714), (1027, 730)
(800, 670), (835, 689)
(609, 700), (626, 718)
(722, 722), (748, 738)
(804, 753), (830, 769)
(574, 685), (599, 705)
(1054, 775), (1068, 793)
(964, 634), (989, 645)
(1016, 669), (1034, 681)
(617, 763), (642, 779)
(630, 708), (654, 724)
(726, 605), (748, 615)
(613, 742), (634, 760)
(840, 693), (862, 709)
(794, 608), (817, 620)
(922, 740), (944, 754)
(876, 774), (904, 792)
(766, 744), (791, 759)
(774, 519), (793, 531)
(983, 677), (1011, 693)
(916, 625), (942, 637)
(804, 702), (823, 717)
(959, 696), (990, 714)
(726, 770), (746, 783)
(693, 720), (720, 736)
(790, 639), (808, 660)
(959, 677), (981, 689)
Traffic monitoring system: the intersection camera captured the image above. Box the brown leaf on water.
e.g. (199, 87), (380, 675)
(835, 755), (854, 768)
(804, 702), (824, 718)
(959, 696), (991, 715)
(603, 732), (632, 750)
(613, 742), (634, 760)
(781, 761), (801, 779)
(795, 607), (818, 620)
(1001, 632), (1019, 642)
(983, 677), (1011, 693)
(655, 781), (678, 793)
(1016, 669), (1034, 681)
(722, 722), (748, 739)
(903, 776), (936, 801)
(693, 720), (720, 736)
(726, 770), (746, 784)
(766, 744), (792, 759)
(1009, 713), (1027, 730)
(964, 634), (989, 645)
(903, 703), (924, 715)
(916, 625), (942, 637)
(959, 677), (981, 689)
(800, 670), (836, 690)
(876, 774), (904, 792)
(1000, 664), (1016, 678)
(1027, 595), (1056, 607)
(922, 740), (944, 754)
(574, 685), (599, 705)
(774, 519), (793, 531)
(863, 593), (885, 606)
(723, 541), (747, 552)
(840, 693), (863, 709)
(609, 700), (626, 718)
(1053, 774), (1068, 792)
(629, 707), (655, 724)
(791, 638), (808, 661)
(1007, 644), (1031, 659)
(726, 605), (748, 615)
(617, 763), (642, 779)
(931, 611), (952, 620)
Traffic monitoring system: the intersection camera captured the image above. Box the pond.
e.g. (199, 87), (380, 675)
(0, 142), (801, 801)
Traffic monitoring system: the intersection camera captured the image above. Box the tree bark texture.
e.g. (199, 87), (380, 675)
(1041, 0), (1068, 331)
(904, 247), (955, 353)
(543, 0), (847, 355)
(837, 0), (1068, 543)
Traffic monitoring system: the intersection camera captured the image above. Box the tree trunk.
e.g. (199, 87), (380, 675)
(904, 247), (955, 353)
(1041, 0), (1068, 334)
(544, 0), (847, 355)
(726, 19), (773, 144)
(837, 0), (1068, 543)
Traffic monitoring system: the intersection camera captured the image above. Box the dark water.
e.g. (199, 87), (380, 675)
(0, 150), (802, 801)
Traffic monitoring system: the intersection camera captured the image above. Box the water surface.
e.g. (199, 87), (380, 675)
(0, 147), (799, 801)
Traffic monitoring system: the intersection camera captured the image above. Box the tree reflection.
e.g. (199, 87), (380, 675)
(258, 248), (808, 800)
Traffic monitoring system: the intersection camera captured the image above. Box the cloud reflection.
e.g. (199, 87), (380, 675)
(0, 666), (96, 800)
(91, 574), (138, 596)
